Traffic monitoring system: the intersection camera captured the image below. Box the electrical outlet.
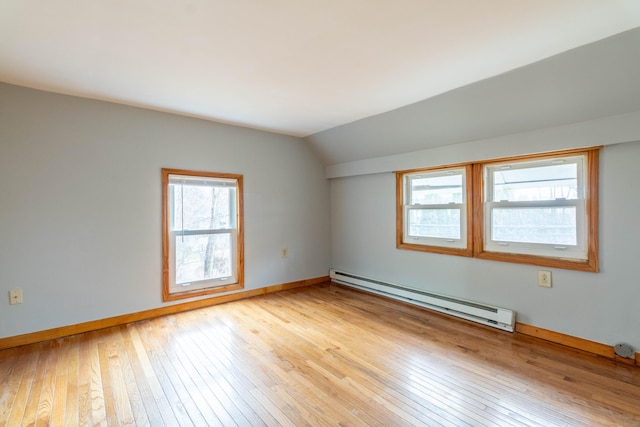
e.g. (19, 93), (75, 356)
(281, 247), (288, 258)
(538, 271), (552, 287)
(9, 289), (23, 305)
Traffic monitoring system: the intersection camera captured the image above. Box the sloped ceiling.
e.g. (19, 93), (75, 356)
(307, 27), (640, 165)
(1, 1), (639, 164)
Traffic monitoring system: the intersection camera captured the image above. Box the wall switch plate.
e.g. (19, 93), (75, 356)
(9, 289), (23, 305)
(538, 271), (552, 287)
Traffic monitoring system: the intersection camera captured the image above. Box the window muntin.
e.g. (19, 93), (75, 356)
(400, 167), (469, 252)
(162, 169), (244, 301)
(484, 156), (587, 260)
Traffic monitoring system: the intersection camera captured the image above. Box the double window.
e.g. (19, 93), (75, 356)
(162, 169), (244, 301)
(396, 148), (599, 272)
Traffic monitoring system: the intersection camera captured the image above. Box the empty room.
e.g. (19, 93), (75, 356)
(1, 1), (640, 426)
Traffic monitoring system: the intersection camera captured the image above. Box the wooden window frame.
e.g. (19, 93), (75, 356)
(473, 148), (599, 272)
(396, 147), (600, 272)
(162, 168), (244, 302)
(396, 164), (474, 257)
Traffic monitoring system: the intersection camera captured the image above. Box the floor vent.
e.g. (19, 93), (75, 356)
(330, 269), (515, 332)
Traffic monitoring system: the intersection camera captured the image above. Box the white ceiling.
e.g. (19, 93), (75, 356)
(1, 1), (640, 137)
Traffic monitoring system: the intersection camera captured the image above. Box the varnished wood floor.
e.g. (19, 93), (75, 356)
(1, 283), (639, 426)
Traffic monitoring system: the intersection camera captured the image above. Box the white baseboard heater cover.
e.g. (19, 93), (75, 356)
(330, 269), (515, 332)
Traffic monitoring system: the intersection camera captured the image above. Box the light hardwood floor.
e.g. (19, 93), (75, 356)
(1, 283), (639, 426)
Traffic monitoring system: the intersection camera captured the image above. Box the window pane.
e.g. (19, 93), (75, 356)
(171, 182), (234, 231)
(409, 209), (461, 239)
(175, 233), (232, 284)
(491, 207), (577, 245)
(491, 163), (577, 202)
(410, 173), (463, 205)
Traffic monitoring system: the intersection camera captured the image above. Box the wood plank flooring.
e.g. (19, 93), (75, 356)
(1, 282), (639, 426)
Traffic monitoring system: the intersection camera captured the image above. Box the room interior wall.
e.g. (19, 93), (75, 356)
(3, 27), (640, 355)
(326, 110), (640, 178)
(0, 83), (331, 339)
(329, 137), (640, 352)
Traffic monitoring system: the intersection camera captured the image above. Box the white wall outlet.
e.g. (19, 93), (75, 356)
(281, 247), (288, 258)
(9, 289), (23, 305)
(538, 271), (552, 287)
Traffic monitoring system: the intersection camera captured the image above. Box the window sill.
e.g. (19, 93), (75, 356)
(397, 242), (473, 258)
(163, 282), (244, 302)
(473, 250), (598, 272)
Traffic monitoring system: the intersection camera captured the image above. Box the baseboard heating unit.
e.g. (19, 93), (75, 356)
(330, 269), (515, 332)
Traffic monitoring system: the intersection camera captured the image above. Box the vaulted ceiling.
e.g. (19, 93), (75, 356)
(1, 1), (639, 164)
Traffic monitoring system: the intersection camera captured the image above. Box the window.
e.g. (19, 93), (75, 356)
(396, 148), (599, 272)
(483, 156), (586, 258)
(162, 169), (244, 301)
(396, 165), (473, 257)
(474, 149), (599, 271)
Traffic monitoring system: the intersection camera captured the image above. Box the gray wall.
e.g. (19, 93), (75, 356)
(329, 137), (640, 350)
(0, 83), (331, 338)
